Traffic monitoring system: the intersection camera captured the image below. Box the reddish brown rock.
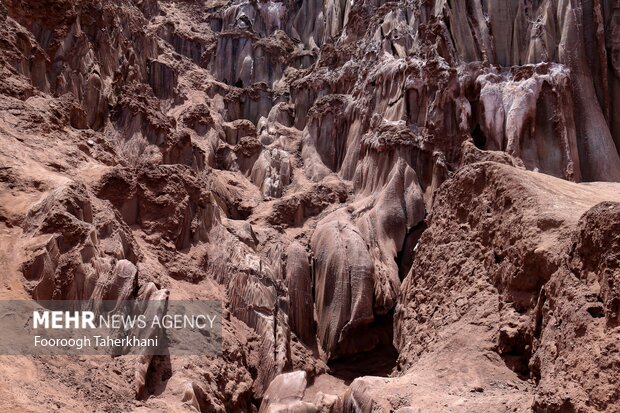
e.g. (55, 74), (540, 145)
(1, 0), (620, 411)
(394, 162), (620, 412)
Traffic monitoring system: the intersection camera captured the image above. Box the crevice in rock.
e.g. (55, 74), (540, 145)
(472, 123), (487, 149)
(327, 341), (398, 385)
(326, 311), (398, 385)
(138, 355), (173, 400)
(497, 326), (533, 380)
(396, 220), (427, 280)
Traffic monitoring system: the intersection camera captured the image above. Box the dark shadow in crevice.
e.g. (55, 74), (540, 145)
(138, 354), (173, 400)
(327, 312), (398, 385)
(327, 342), (398, 385)
(396, 220), (427, 280)
(472, 123), (486, 149)
(497, 328), (532, 381)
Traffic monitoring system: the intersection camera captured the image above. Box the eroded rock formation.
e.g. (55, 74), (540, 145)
(0, 0), (619, 411)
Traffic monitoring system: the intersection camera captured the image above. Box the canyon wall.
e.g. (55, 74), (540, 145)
(0, 0), (619, 411)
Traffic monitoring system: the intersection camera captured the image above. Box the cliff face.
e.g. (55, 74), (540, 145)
(0, 0), (619, 412)
(393, 163), (620, 412)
